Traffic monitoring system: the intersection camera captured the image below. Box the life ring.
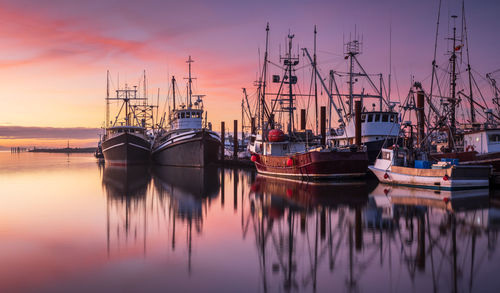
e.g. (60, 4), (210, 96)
(466, 145), (475, 152)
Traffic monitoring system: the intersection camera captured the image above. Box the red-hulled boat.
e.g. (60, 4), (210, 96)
(247, 29), (368, 180)
(250, 129), (368, 180)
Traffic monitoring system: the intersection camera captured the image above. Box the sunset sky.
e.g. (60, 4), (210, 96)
(1, 0), (499, 148)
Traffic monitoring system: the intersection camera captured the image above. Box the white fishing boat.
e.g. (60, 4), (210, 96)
(369, 147), (491, 190)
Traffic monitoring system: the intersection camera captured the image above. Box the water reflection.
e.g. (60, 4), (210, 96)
(245, 176), (500, 293)
(153, 166), (220, 272)
(97, 161), (500, 292)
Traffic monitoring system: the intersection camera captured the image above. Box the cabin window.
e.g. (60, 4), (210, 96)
(196, 112), (201, 118)
(367, 114), (373, 122)
(489, 134), (500, 142)
(375, 114), (380, 122)
(177, 113), (180, 119)
(382, 114), (388, 122)
(186, 112), (191, 118)
(382, 151), (391, 160)
(181, 113), (185, 118)
(361, 114), (366, 123)
(283, 144), (287, 150)
(390, 114), (395, 122)
(118, 129), (123, 133)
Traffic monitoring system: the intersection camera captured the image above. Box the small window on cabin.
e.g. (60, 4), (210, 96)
(375, 114), (380, 122)
(489, 134), (500, 142)
(181, 113), (185, 118)
(186, 112), (191, 118)
(118, 129), (122, 133)
(197, 112), (201, 118)
(367, 114), (373, 122)
(361, 114), (366, 123)
(390, 114), (395, 123)
(177, 113), (180, 119)
(382, 114), (388, 122)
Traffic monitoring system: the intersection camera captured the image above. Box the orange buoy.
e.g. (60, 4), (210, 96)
(286, 158), (294, 167)
(251, 155), (258, 162)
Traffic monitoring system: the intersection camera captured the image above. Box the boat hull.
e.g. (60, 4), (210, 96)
(253, 150), (368, 180)
(369, 165), (491, 190)
(152, 129), (221, 167)
(102, 133), (151, 165)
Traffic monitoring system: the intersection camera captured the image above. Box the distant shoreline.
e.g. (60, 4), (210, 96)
(29, 147), (95, 153)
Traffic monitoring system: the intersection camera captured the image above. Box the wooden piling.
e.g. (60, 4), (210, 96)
(233, 120), (238, 160)
(221, 121), (225, 162)
(355, 101), (362, 147)
(417, 90), (425, 147)
(300, 109), (306, 130)
(320, 106), (326, 146)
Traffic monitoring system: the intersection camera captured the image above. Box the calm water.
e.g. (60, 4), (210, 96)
(2, 152), (500, 293)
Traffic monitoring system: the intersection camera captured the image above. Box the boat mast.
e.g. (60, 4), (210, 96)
(172, 76), (176, 111)
(462, 1), (475, 123)
(106, 70), (110, 128)
(314, 26), (318, 134)
(186, 56), (194, 109)
(287, 34), (295, 135)
(449, 15), (458, 144)
(261, 24), (270, 132)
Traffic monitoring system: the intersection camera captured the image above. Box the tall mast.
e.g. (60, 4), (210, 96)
(143, 70), (147, 105)
(172, 76), (176, 111)
(449, 15), (458, 142)
(345, 34), (360, 116)
(106, 70), (110, 128)
(313, 25), (318, 134)
(261, 23), (270, 131)
(186, 56), (194, 108)
(462, 1), (475, 123)
(287, 34), (294, 135)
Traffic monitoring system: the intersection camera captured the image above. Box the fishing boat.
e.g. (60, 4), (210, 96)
(369, 146), (490, 190)
(152, 57), (221, 167)
(327, 37), (400, 163)
(248, 28), (368, 180)
(102, 76), (151, 165)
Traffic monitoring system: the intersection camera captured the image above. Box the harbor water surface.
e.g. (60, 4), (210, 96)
(2, 152), (500, 293)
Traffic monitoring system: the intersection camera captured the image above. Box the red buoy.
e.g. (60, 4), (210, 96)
(384, 173), (389, 179)
(251, 155), (258, 162)
(442, 174), (449, 181)
(286, 158), (294, 167)
(443, 197), (450, 203)
(268, 129), (286, 142)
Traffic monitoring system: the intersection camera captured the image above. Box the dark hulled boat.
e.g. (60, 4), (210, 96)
(102, 126), (151, 165)
(152, 57), (220, 167)
(102, 81), (151, 165)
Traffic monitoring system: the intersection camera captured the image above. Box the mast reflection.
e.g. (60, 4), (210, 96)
(102, 165), (151, 257)
(153, 165), (220, 273)
(244, 175), (500, 293)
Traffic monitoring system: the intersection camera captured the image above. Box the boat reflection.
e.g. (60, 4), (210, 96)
(102, 165), (152, 257)
(152, 166), (220, 272)
(246, 175), (371, 292)
(245, 175), (500, 293)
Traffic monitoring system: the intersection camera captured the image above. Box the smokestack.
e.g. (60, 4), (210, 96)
(320, 106), (326, 146)
(300, 109), (306, 130)
(417, 90), (425, 148)
(355, 100), (362, 147)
